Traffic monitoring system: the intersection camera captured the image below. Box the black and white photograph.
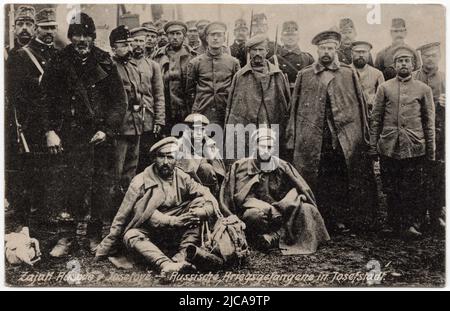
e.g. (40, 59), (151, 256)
(1, 1), (446, 289)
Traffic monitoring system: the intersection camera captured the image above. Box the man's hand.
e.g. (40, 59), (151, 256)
(170, 213), (200, 228)
(153, 124), (162, 135)
(90, 131), (106, 145)
(190, 207), (208, 220)
(46, 130), (63, 154)
(439, 93), (445, 108)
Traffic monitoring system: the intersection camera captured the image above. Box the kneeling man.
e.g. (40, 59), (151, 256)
(95, 137), (218, 273)
(220, 128), (330, 254)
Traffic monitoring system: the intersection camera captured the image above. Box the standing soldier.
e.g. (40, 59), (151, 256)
(186, 20), (201, 50)
(414, 42), (445, 234)
(6, 5), (36, 57)
(41, 12), (127, 257)
(128, 27), (166, 174)
(153, 21), (197, 132)
(350, 41), (384, 112)
(110, 25), (141, 202)
(194, 19), (211, 54)
(370, 46), (435, 238)
(336, 18), (373, 66)
(155, 19), (169, 49)
(186, 21), (241, 126)
(229, 18), (249, 68)
(5, 8), (59, 227)
(225, 35), (290, 159)
(250, 13), (279, 59)
(276, 21), (314, 92)
(142, 24), (159, 58)
(375, 18), (420, 81)
(286, 31), (377, 233)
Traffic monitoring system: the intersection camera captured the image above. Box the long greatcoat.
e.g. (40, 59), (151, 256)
(225, 61), (290, 159)
(286, 60), (376, 219)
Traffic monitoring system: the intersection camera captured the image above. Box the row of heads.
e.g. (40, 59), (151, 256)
(14, 6), (441, 56)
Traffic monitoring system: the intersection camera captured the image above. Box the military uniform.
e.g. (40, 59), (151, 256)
(186, 22), (241, 126)
(41, 13), (127, 251)
(287, 31), (377, 231)
(370, 46), (435, 233)
(229, 19), (248, 68)
(336, 18), (374, 66)
(350, 41), (384, 112)
(5, 8), (59, 227)
(276, 21), (314, 90)
(220, 129), (329, 253)
(413, 42), (445, 229)
(95, 137), (218, 273)
(153, 21), (197, 131)
(375, 18), (420, 80)
(128, 27), (166, 174)
(177, 114), (227, 197)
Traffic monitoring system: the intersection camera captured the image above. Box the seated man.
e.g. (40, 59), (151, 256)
(177, 113), (226, 197)
(95, 137), (218, 274)
(220, 128), (330, 254)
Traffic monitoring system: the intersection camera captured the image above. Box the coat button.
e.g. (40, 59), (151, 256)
(71, 96), (76, 100)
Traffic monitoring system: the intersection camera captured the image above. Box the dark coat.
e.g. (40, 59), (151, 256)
(41, 44), (127, 149)
(230, 40), (247, 68)
(286, 60), (371, 189)
(225, 61), (290, 153)
(6, 39), (59, 150)
(153, 44), (197, 127)
(276, 46), (314, 87)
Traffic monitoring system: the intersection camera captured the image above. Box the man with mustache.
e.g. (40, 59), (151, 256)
(230, 19), (249, 68)
(128, 27), (165, 174)
(186, 21), (241, 126)
(413, 42), (445, 236)
(375, 18), (420, 80)
(5, 8), (59, 229)
(186, 20), (201, 51)
(370, 46), (435, 239)
(350, 41), (384, 113)
(6, 5), (36, 57)
(286, 30), (377, 234)
(220, 128), (329, 253)
(225, 34), (290, 160)
(40, 12), (127, 257)
(95, 137), (218, 274)
(276, 21), (314, 93)
(155, 19), (169, 48)
(250, 13), (279, 59)
(153, 21), (197, 131)
(336, 18), (373, 66)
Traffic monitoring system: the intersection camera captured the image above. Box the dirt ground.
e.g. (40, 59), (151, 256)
(4, 166), (445, 288)
(5, 217), (445, 288)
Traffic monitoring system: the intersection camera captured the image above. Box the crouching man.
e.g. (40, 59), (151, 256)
(220, 128), (330, 254)
(95, 137), (219, 274)
(177, 113), (226, 197)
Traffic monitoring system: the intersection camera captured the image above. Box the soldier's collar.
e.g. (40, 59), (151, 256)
(397, 74), (412, 82)
(313, 59), (340, 74)
(247, 157), (281, 175)
(241, 60), (282, 75)
(281, 45), (301, 56)
(34, 37), (54, 48)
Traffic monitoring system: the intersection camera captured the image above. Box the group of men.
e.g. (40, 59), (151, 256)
(5, 6), (445, 274)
